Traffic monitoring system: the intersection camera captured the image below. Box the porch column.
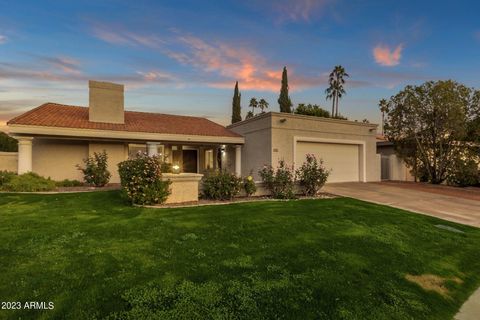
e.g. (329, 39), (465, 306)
(147, 142), (159, 156)
(17, 137), (33, 174)
(235, 145), (242, 176)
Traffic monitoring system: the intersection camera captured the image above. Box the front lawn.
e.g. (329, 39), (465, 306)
(0, 191), (479, 319)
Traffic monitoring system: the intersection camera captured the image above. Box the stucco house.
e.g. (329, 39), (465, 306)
(5, 80), (381, 184)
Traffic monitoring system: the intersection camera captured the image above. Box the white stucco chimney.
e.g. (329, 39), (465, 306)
(89, 80), (124, 124)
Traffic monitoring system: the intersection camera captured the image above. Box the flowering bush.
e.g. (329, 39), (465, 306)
(77, 151), (111, 187)
(118, 153), (171, 205)
(202, 170), (242, 200)
(296, 154), (329, 196)
(243, 174), (257, 197)
(258, 160), (295, 199)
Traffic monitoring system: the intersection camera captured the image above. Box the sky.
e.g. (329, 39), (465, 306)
(1, 0), (480, 131)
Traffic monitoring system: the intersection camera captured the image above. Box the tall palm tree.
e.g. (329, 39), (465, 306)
(379, 98), (389, 135)
(246, 97), (258, 119)
(325, 65), (349, 118)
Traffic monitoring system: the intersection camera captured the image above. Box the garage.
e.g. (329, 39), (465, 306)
(295, 141), (360, 182)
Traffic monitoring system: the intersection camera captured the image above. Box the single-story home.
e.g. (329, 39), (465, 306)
(5, 80), (381, 184)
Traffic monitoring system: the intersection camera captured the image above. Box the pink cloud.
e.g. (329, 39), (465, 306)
(373, 44), (403, 67)
(275, 0), (331, 22)
(474, 31), (480, 41)
(0, 35), (7, 44)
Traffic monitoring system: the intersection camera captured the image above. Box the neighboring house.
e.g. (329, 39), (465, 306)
(5, 80), (382, 184)
(228, 112), (380, 182)
(6, 81), (244, 183)
(376, 135), (415, 181)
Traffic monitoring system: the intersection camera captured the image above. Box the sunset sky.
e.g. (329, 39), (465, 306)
(1, 0), (480, 131)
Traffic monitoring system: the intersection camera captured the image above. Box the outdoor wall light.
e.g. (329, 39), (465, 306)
(172, 164), (180, 174)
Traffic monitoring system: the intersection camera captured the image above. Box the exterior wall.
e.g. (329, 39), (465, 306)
(229, 112), (380, 182)
(0, 152), (18, 172)
(228, 115), (272, 180)
(377, 144), (415, 181)
(32, 139), (88, 181)
(89, 142), (128, 183)
(162, 173), (203, 204)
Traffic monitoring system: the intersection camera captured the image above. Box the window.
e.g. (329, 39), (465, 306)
(205, 149), (214, 169)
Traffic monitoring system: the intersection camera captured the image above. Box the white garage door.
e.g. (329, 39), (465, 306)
(296, 141), (360, 182)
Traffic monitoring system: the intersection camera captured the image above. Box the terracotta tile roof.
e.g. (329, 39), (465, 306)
(8, 103), (241, 138)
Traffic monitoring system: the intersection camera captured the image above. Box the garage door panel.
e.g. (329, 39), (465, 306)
(296, 141), (359, 182)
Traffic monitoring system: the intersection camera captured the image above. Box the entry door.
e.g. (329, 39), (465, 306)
(182, 150), (198, 173)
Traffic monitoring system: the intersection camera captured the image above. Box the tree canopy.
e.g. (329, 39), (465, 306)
(0, 132), (18, 152)
(382, 80), (480, 184)
(294, 104), (330, 118)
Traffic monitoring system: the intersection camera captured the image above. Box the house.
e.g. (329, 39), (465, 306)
(6, 81), (245, 183)
(5, 80), (382, 185)
(228, 112), (380, 182)
(376, 135), (415, 181)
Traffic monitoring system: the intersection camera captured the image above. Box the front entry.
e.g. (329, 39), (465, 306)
(182, 149), (198, 173)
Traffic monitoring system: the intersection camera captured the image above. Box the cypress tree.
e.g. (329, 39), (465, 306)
(278, 66), (292, 113)
(231, 81), (242, 123)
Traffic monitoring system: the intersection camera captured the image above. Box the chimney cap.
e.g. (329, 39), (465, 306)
(89, 80), (124, 91)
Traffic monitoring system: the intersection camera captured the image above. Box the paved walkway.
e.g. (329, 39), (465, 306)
(324, 182), (480, 228)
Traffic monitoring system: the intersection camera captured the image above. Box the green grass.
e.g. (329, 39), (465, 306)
(0, 191), (479, 319)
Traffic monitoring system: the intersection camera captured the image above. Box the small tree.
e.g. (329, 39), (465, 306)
(77, 151), (111, 187)
(278, 66), (293, 113)
(231, 81), (242, 124)
(296, 154), (329, 196)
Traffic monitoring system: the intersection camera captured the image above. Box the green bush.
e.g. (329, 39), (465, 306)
(118, 153), (171, 205)
(77, 151), (111, 187)
(446, 156), (479, 187)
(1, 172), (56, 192)
(294, 103), (330, 118)
(296, 154), (329, 196)
(0, 170), (16, 187)
(202, 170), (242, 200)
(55, 179), (84, 187)
(258, 160), (296, 199)
(243, 174), (257, 197)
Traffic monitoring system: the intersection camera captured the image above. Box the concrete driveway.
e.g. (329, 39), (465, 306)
(324, 182), (480, 228)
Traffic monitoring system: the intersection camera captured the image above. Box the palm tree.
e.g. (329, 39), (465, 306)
(258, 98), (269, 113)
(325, 65), (349, 118)
(246, 97), (258, 119)
(379, 98), (388, 135)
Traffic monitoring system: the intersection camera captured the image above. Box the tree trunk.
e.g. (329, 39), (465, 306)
(331, 98), (335, 117)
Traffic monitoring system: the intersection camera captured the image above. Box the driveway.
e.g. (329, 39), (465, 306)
(324, 182), (480, 228)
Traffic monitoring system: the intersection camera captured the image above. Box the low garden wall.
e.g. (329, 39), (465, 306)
(162, 173), (203, 204)
(0, 152), (18, 172)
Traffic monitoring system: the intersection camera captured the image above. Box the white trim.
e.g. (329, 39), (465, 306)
(293, 136), (367, 182)
(8, 124), (245, 145)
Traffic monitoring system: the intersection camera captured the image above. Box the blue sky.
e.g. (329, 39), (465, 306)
(1, 0), (480, 130)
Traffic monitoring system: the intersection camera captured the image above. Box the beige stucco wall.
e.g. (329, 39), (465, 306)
(0, 152), (18, 172)
(228, 115), (272, 179)
(162, 173), (203, 203)
(229, 112), (380, 182)
(32, 139), (88, 181)
(388, 154), (415, 181)
(89, 142), (128, 183)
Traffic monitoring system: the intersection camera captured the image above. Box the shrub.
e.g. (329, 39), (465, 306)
(0, 170), (16, 187)
(160, 162), (173, 173)
(77, 151), (111, 187)
(446, 156), (479, 187)
(55, 179), (84, 187)
(258, 160), (296, 199)
(294, 103), (330, 118)
(118, 153), (171, 205)
(1, 172), (56, 192)
(243, 174), (257, 197)
(202, 170), (242, 200)
(296, 154), (329, 196)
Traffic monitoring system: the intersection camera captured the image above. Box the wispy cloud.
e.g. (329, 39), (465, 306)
(373, 44), (403, 66)
(246, 0), (334, 24)
(0, 35), (7, 44)
(38, 56), (82, 75)
(474, 31), (480, 41)
(92, 24), (165, 48)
